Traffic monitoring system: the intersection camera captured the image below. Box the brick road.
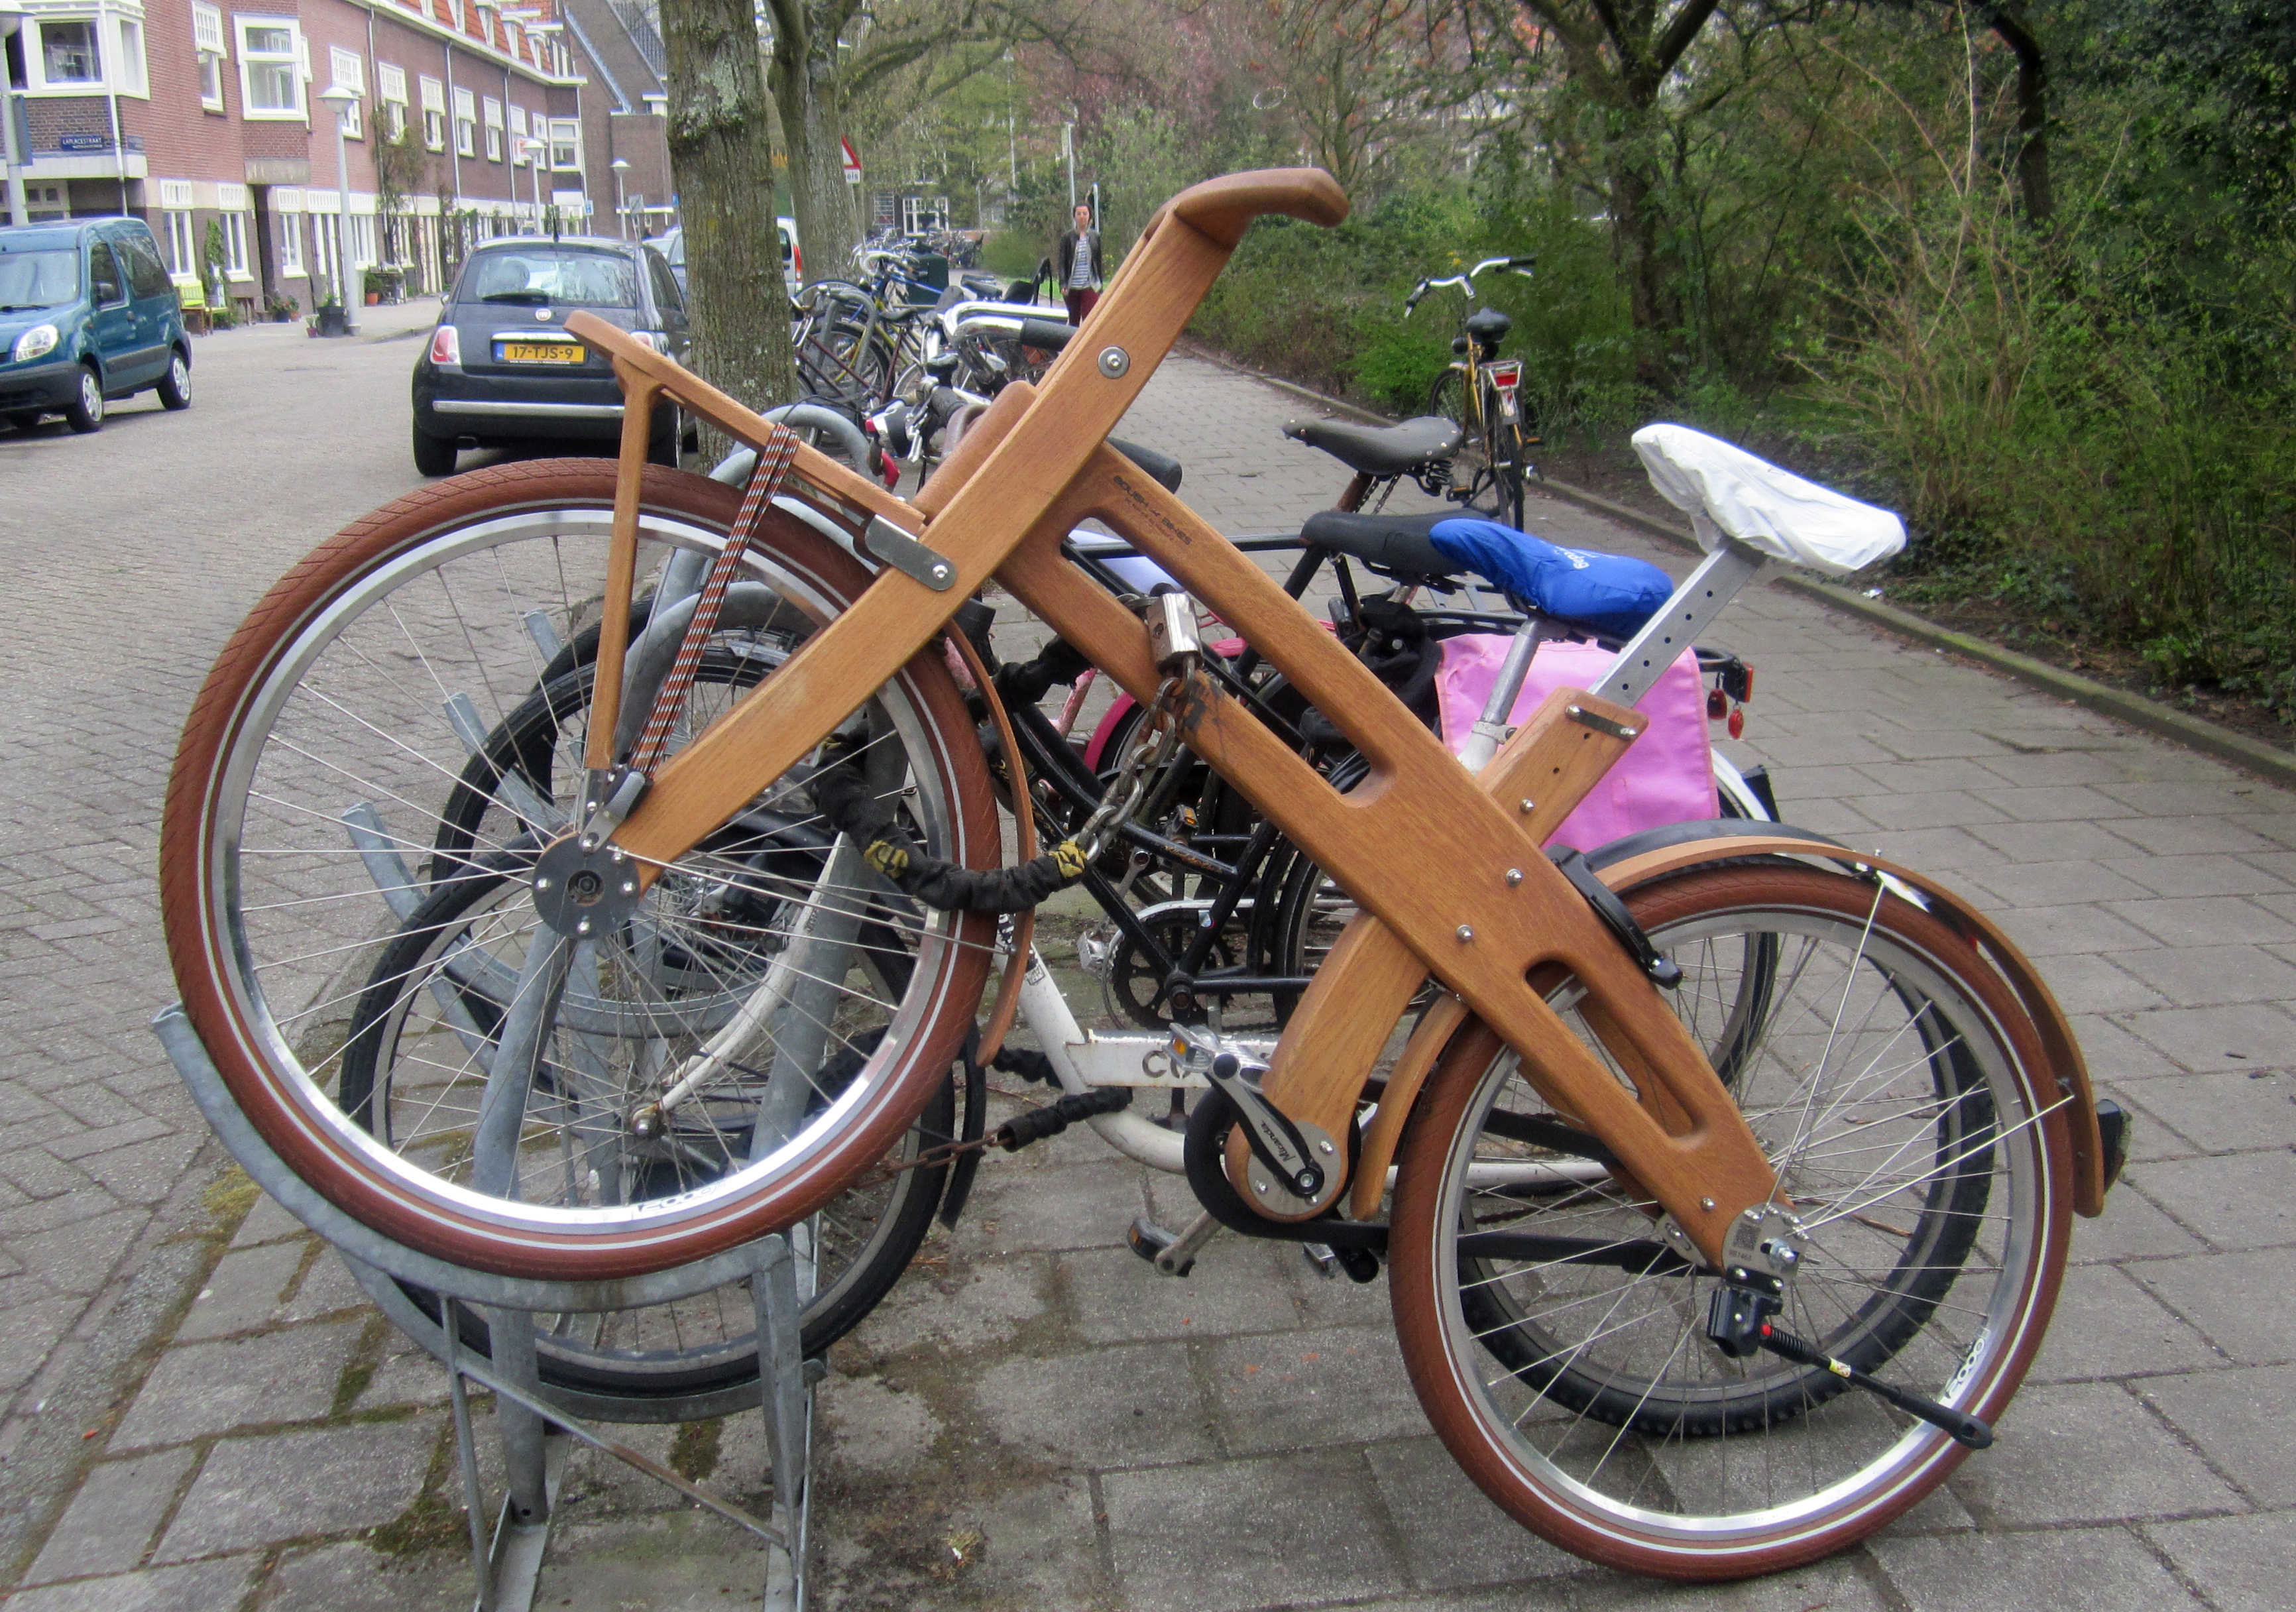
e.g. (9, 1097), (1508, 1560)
(2, 335), (2293, 1611)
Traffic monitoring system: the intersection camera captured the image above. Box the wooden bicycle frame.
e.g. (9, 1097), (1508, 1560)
(562, 168), (1778, 1265)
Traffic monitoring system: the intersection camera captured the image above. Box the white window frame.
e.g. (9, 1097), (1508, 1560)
(378, 62), (408, 140)
(163, 210), (198, 277)
(113, 17), (147, 97)
(192, 3), (227, 110)
(277, 209), (304, 277)
(26, 17), (103, 91)
(508, 103), (526, 141)
(234, 17), (306, 121)
(453, 86), (477, 159)
(328, 46), (364, 138)
(418, 75), (446, 152)
(347, 212), (376, 272)
(483, 96), (504, 162)
(222, 211), (252, 280)
(548, 117), (579, 172)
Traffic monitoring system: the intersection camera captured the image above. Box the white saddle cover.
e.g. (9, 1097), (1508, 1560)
(1631, 423), (1906, 576)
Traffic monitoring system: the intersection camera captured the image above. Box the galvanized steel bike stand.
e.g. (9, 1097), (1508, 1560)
(154, 1005), (817, 1612)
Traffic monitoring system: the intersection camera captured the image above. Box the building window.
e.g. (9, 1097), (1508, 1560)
(38, 19), (101, 86)
(278, 209), (304, 276)
(419, 75), (445, 152)
(235, 19), (304, 119)
(114, 19), (146, 96)
(222, 212), (251, 280)
(164, 211), (198, 277)
(329, 47), (364, 137)
(378, 63), (407, 141)
(483, 97), (504, 162)
(508, 103), (526, 141)
(192, 3), (226, 109)
(347, 213), (376, 271)
(453, 86), (476, 158)
(549, 117), (579, 172)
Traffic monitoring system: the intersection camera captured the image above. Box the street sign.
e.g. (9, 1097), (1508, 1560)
(841, 136), (861, 186)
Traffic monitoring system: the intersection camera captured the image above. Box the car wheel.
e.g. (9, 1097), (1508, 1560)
(412, 424), (459, 477)
(648, 411), (679, 468)
(158, 350), (193, 410)
(64, 367), (105, 434)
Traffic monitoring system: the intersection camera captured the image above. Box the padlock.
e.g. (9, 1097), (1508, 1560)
(1144, 591), (1203, 673)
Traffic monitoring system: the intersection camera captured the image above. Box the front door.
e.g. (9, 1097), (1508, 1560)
(85, 241), (137, 391)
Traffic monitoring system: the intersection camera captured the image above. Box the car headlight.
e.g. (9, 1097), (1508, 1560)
(11, 324), (59, 364)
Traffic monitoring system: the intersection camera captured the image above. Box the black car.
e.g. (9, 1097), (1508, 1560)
(412, 235), (689, 476)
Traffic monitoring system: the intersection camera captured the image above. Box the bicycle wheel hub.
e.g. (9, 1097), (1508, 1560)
(532, 835), (644, 938)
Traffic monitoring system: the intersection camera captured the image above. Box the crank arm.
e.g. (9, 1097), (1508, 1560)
(1204, 1051), (1323, 1202)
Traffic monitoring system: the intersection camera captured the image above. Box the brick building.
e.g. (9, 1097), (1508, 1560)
(1, 0), (669, 316)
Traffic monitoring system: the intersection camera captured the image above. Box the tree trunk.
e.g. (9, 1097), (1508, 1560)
(1984, 5), (2053, 223)
(772, 30), (864, 280)
(661, 0), (796, 454)
(1605, 104), (1681, 387)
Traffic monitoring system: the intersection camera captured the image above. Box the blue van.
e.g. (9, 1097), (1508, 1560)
(0, 217), (192, 433)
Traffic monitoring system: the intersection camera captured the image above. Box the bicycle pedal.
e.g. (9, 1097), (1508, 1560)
(1127, 1217), (1192, 1277)
(1302, 1241), (1340, 1280)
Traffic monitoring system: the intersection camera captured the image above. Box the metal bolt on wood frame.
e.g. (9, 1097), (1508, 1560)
(555, 168), (1782, 1265)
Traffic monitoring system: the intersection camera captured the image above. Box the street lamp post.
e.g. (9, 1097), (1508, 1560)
(317, 84), (361, 333)
(610, 158), (630, 240)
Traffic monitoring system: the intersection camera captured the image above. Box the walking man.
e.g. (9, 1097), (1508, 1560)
(1057, 202), (1102, 325)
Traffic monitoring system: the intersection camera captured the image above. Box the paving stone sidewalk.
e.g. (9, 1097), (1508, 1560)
(4, 352), (2293, 1611)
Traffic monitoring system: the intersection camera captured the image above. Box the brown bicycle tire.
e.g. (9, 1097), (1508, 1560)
(1387, 863), (2073, 1580)
(162, 458), (999, 1279)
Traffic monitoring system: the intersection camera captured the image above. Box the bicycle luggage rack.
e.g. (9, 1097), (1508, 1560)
(152, 1005), (819, 1612)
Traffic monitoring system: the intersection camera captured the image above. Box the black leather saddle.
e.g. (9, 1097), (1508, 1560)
(1283, 415), (1463, 477)
(1297, 510), (1458, 577)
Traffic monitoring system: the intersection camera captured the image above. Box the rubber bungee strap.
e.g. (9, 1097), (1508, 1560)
(628, 424), (803, 776)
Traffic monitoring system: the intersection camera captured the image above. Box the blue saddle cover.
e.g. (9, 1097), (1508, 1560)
(1429, 518), (1674, 636)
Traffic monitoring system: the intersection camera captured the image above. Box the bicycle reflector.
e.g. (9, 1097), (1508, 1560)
(1487, 359), (1522, 392)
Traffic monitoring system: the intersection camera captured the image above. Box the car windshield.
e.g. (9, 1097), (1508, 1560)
(461, 248), (637, 308)
(0, 249), (81, 312)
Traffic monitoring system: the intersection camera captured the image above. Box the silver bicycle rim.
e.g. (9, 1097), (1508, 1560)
(204, 503), (976, 1243)
(1428, 903), (2051, 1548)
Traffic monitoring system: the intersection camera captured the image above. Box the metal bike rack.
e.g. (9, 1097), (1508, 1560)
(152, 1006), (819, 1612)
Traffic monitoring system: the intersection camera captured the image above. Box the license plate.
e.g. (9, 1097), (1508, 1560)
(498, 341), (585, 365)
(1487, 359), (1522, 391)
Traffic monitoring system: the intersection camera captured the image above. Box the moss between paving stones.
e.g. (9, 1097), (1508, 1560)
(668, 1415), (723, 1482)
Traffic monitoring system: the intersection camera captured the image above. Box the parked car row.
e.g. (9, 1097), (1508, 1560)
(0, 217), (193, 433)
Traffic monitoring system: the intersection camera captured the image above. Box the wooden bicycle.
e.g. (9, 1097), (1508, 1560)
(164, 168), (2119, 1578)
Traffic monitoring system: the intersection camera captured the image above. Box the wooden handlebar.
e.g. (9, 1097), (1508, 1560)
(1163, 168), (1351, 247)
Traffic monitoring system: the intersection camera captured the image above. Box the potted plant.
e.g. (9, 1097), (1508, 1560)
(308, 273), (351, 337)
(263, 291), (300, 323)
(363, 266), (404, 306)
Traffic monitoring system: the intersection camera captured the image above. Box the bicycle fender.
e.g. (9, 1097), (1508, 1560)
(944, 625), (1032, 1065)
(1592, 823), (2113, 1219)
(1353, 819), (2114, 1222)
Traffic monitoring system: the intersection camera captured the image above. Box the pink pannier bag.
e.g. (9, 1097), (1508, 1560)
(1434, 636), (1716, 852)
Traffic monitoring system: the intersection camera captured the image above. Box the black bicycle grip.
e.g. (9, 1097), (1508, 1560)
(1017, 317), (1076, 352)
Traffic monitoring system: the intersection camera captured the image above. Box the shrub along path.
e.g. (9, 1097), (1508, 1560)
(8, 354), (2293, 1611)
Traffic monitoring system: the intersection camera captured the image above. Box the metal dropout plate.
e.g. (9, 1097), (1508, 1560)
(863, 515), (958, 591)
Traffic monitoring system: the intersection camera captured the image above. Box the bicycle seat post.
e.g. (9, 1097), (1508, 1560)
(1458, 616), (1551, 774)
